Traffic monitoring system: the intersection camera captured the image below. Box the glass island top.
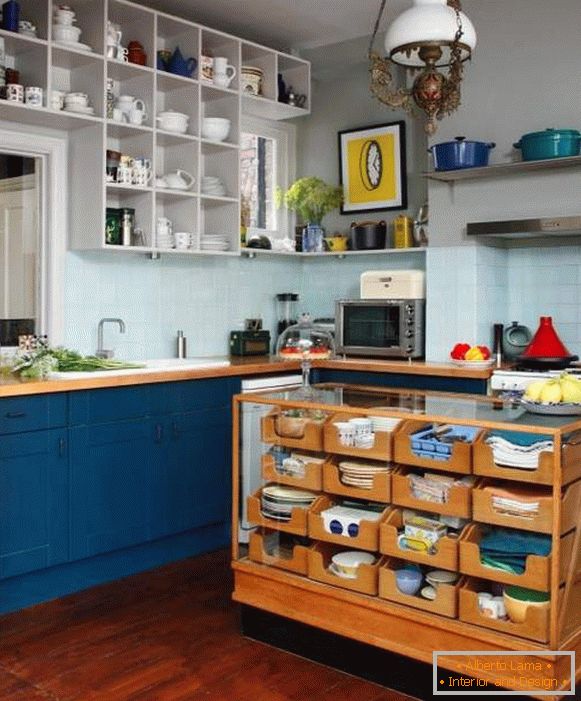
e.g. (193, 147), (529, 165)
(237, 383), (581, 435)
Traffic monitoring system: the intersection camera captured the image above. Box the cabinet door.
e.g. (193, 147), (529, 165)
(70, 418), (154, 560)
(0, 429), (68, 579)
(158, 407), (231, 537)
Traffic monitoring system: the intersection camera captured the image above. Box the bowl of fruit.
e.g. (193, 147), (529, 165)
(521, 373), (581, 414)
(449, 343), (494, 367)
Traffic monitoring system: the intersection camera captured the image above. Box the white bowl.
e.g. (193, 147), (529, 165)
(202, 118), (231, 142)
(52, 24), (81, 42)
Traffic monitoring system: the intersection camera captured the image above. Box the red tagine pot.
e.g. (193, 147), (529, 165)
(518, 316), (578, 369)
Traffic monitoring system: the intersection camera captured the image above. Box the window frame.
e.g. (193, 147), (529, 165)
(0, 128), (67, 348)
(241, 115), (296, 241)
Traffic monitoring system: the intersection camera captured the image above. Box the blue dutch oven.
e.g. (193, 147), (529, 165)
(513, 128), (581, 161)
(429, 136), (496, 171)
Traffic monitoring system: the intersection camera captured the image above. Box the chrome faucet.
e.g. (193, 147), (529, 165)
(96, 318), (126, 359)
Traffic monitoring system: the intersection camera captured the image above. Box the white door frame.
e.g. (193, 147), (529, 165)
(0, 128), (67, 345)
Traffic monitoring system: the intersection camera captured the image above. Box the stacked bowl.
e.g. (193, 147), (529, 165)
(202, 117), (231, 142)
(201, 176), (227, 197)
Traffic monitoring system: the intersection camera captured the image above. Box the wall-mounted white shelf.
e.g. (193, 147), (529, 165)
(241, 247), (428, 259)
(0, 0), (311, 258)
(425, 155), (581, 182)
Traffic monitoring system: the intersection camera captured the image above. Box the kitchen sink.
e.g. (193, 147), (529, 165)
(50, 357), (231, 379)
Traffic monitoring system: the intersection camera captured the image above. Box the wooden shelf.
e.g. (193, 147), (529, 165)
(425, 155), (581, 182)
(242, 94), (310, 121)
(241, 247), (427, 258)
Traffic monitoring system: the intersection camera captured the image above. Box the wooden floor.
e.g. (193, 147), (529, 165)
(0, 550), (418, 701)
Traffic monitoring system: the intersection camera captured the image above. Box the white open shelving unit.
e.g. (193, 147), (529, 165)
(0, 0), (311, 257)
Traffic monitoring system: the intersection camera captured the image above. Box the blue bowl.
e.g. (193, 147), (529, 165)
(395, 568), (423, 596)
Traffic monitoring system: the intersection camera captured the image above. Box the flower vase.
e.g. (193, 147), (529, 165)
(303, 223), (324, 253)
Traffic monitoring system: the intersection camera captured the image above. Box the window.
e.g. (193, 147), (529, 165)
(240, 117), (295, 240)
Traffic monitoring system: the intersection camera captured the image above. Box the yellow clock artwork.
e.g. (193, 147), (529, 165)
(339, 121), (407, 214)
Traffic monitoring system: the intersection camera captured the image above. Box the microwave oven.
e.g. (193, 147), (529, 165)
(335, 299), (425, 359)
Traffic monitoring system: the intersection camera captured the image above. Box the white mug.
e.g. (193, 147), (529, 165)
(116, 164), (133, 185)
(50, 89), (66, 110)
(214, 57), (236, 79)
(25, 86), (43, 107)
(132, 166), (152, 187)
(157, 217), (173, 234)
(174, 232), (192, 250)
(213, 72), (235, 88)
(128, 107), (147, 125)
(6, 83), (24, 103)
(117, 46), (128, 62)
(112, 107), (125, 122)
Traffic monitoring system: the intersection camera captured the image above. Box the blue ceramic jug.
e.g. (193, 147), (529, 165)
(168, 47), (197, 78)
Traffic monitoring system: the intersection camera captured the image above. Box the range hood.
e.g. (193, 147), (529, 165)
(467, 215), (581, 239)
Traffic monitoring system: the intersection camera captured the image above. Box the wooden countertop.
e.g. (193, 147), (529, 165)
(0, 356), (493, 398)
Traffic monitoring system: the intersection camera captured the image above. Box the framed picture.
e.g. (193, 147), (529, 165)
(338, 120), (407, 215)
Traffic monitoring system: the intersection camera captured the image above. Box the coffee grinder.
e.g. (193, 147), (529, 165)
(275, 293), (298, 349)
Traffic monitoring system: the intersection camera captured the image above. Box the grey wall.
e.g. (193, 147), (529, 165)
(428, 0), (581, 247)
(296, 55), (428, 234)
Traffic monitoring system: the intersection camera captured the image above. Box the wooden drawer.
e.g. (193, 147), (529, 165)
(248, 529), (310, 575)
(246, 488), (324, 537)
(391, 466), (473, 518)
(308, 496), (389, 551)
(323, 413), (394, 461)
(261, 453), (323, 491)
(458, 523), (552, 591)
(378, 557), (461, 618)
(458, 578), (550, 643)
(261, 408), (326, 452)
(393, 420), (477, 475)
(472, 480), (554, 534)
(307, 542), (382, 596)
(472, 431), (563, 486)
(322, 460), (391, 503)
(379, 508), (465, 571)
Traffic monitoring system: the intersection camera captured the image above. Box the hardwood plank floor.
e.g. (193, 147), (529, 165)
(0, 551), (419, 701)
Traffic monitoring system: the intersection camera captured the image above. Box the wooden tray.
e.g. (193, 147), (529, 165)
(248, 529), (310, 576)
(247, 488), (324, 537)
(472, 432), (555, 485)
(323, 413), (393, 461)
(378, 557), (461, 618)
(379, 508), (464, 570)
(262, 453), (324, 492)
(458, 578), (550, 643)
(393, 420), (476, 475)
(472, 480), (554, 534)
(261, 408), (327, 452)
(322, 459), (391, 504)
(307, 542), (382, 596)
(308, 495), (389, 551)
(458, 523), (551, 591)
(391, 466), (473, 518)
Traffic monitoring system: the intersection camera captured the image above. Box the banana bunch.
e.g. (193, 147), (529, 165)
(524, 373), (581, 404)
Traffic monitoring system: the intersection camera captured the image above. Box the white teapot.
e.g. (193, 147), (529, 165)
(160, 170), (195, 191)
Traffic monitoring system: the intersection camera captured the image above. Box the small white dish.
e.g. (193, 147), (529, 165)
(420, 585), (437, 600)
(450, 359), (495, 368)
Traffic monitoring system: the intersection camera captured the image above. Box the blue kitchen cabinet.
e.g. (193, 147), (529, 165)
(311, 369), (488, 395)
(0, 429), (68, 579)
(70, 418), (155, 560)
(155, 407), (232, 538)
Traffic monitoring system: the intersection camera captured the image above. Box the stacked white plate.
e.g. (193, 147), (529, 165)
(64, 103), (95, 115)
(260, 485), (318, 522)
(200, 234), (229, 251)
(338, 460), (391, 489)
(201, 176), (227, 197)
(368, 415), (401, 433)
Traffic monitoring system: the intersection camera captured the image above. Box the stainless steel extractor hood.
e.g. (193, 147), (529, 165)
(467, 216), (581, 239)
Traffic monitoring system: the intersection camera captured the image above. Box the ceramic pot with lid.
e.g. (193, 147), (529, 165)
(513, 128), (581, 161)
(428, 137), (496, 171)
(502, 321), (532, 360)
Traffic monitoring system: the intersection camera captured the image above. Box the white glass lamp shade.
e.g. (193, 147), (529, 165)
(384, 0), (477, 67)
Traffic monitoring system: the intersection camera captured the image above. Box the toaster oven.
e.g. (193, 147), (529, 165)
(335, 299), (425, 359)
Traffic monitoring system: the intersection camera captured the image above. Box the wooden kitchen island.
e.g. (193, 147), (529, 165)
(231, 384), (581, 700)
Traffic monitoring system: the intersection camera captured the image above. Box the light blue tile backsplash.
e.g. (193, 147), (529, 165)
(64, 245), (579, 363)
(64, 250), (424, 359)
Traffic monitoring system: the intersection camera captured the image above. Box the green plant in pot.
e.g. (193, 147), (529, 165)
(278, 177), (342, 252)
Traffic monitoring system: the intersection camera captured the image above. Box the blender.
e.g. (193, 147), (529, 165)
(275, 293), (299, 348)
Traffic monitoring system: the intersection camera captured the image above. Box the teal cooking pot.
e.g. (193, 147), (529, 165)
(514, 128), (581, 161)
